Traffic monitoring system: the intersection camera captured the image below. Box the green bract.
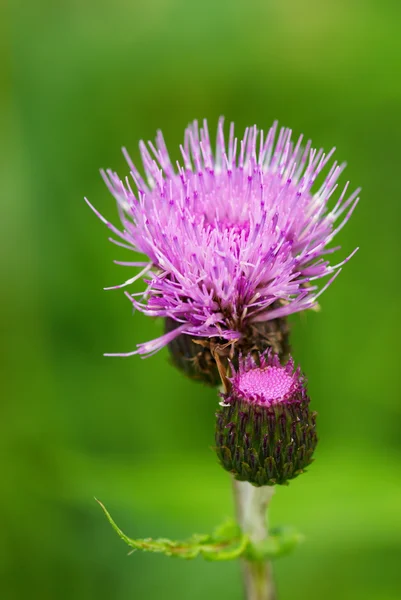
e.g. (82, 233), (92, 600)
(215, 397), (317, 486)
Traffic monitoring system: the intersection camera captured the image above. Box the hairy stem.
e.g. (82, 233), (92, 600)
(232, 479), (276, 600)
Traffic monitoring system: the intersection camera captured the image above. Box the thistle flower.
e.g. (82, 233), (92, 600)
(86, 118), (359, 362)
(215, 350), (317, 486)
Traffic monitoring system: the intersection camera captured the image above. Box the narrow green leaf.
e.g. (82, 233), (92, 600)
(96, 499), (249, 561)
(246, 526), (304, 561)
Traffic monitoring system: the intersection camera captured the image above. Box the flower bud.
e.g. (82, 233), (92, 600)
(215, 350), (317, 486)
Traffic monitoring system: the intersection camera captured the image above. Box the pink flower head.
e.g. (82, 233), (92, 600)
(216, 350), (316, 486)
(86, 118), (359, 357)
(227, 349), (306, 406)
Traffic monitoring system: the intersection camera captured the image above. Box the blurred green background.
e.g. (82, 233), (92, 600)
(2, 0), (401, 598)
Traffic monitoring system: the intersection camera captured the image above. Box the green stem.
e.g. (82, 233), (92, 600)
(232, 479), (276, 600)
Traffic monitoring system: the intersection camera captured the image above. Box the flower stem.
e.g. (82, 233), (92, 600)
(232, 479), (276, 600)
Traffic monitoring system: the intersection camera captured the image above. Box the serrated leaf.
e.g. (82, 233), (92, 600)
(246, 526), (304, 560)
(96, 499), (249, 561)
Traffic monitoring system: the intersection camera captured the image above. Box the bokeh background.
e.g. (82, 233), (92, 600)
(2, 0), (401, 598)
